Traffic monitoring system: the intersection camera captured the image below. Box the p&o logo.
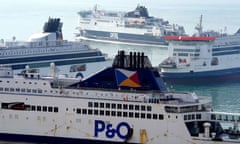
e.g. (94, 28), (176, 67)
(94, 120), (131, 139)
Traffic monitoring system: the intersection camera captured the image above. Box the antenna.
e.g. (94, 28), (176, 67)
(195, 15), (203, 36)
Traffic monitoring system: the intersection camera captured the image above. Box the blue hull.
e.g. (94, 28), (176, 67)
(80, 30), (167, 46)
(0, 133), (136, 144)
(161, 68), (240, 84)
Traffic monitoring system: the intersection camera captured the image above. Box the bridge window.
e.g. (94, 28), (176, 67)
(196, 114), (201, 119)
(165, 106), (178, 113)
(192, 114), (195, 120)
(217, 115), (222, 120)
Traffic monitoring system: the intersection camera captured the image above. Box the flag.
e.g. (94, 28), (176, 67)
(115, 69), (141, 87)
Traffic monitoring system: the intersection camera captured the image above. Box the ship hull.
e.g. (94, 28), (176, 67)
(161, 67), (240, 84)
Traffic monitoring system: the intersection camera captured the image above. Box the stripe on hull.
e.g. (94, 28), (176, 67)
(162, 68), (240, 84)
(0, 51), (103, 66)
(0, 133), (136, 144)
(11, 57), (105, 70)
(80, 30), (167, 46)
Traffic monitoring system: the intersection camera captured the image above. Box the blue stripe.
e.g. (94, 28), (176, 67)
(11, 57), (105, 69)
(213, 50), (240, 56)
(212, 46), (240, 56)
(0, 133), (136, 144)
(81, 30), (167, 45)
(0, 51), (104, 65)
(161, 68), (240, 84)
(213, 45), (240, 52)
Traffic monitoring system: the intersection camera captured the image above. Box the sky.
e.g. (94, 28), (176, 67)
(1, 0), (240, 40)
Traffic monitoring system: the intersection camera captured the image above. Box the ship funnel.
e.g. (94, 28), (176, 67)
(112, 50), (152, 69)
(43, 17), (63, 40)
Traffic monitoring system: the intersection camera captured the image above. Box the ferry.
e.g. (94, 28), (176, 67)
(0, 18), (108, 70)
(75, 5), (185, 47)
(0, 50), (240, 144)
(159, 16), (240, 84)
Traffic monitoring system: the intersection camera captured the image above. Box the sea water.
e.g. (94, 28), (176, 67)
(1, 0), (240, 143)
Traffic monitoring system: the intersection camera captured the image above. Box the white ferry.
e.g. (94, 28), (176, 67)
(0, 18), (108, 70)
(159, 16), (240, 84)
(0, 51), (240, 144)
(75, 5), (185, 47)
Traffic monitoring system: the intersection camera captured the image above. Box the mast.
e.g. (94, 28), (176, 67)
(195, 15), (203, 36)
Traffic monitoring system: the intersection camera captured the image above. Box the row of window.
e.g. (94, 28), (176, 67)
(0, 46), (64, 56)
(173, 53), (200, 57)
(88, 102), (152, 111)
(174, 48), (200, 52)
(1, 102), (58, 113)
(0, 80), (47, 85)
(185, 113), (240, 122)
(0, 87), (43, 94)
(211, 114), (240, 122)
(0, 85), (144, 99)
(184, 114), (202, 121)
(76, 108), (164, 120)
